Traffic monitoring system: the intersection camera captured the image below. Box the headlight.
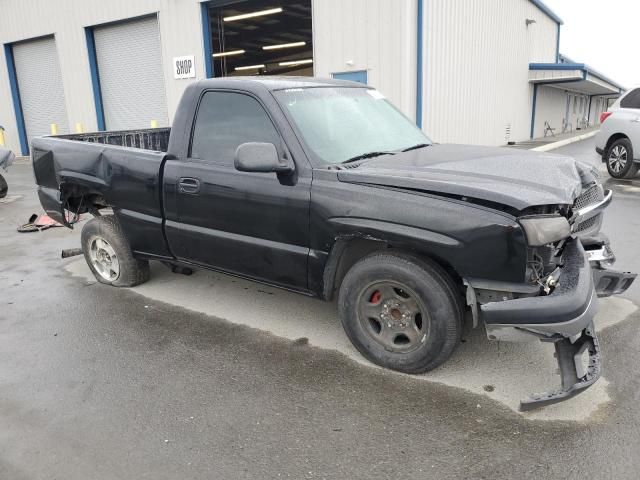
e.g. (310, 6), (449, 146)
(519, 216), (571, 246)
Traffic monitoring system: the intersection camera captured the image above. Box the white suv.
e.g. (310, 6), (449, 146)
(595, 88), (640, 178)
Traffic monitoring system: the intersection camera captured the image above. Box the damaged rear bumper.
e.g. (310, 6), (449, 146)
(479, 238), (635, 410)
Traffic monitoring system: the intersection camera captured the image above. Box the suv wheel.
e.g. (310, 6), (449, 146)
(606, 138), (638, 179)
(338, 251), (463, 374)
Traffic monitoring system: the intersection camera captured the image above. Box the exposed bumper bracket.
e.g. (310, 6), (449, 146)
(592, 268), (637, 297)
(520, 323), (601, 411)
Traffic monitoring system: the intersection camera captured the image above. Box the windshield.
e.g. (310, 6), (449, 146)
(274, 87), (431, 164)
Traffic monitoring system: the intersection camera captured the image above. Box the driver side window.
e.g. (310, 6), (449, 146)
(190, 91), (281, 165)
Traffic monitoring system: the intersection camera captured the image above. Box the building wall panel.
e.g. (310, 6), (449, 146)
(0, 0), (204, 152)
(422, 0), (559, 145)
(312, 0), (417, 121)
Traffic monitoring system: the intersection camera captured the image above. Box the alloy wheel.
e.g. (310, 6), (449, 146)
(88, 237), (120, 281)
(609, 145), (628, 174)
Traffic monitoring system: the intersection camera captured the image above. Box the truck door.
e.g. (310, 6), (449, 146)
(162, 90), (311, 291)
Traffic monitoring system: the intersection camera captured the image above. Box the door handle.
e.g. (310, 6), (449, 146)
(632, 117), (640, 123)
(178, 177), (200, 194)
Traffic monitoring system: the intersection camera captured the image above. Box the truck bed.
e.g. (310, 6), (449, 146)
(57, 127), (170, 152)
(31, 129), (172, 258)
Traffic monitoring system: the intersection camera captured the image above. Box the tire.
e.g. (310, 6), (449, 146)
(0, 174), (7, 199)
(80, 215), (150, 287)
(338, 251), (463, 374)
(606, 138), (638, 179)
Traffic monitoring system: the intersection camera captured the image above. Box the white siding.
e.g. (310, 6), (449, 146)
(313, 0), (418, 121)
(422, 0), (559, 145)
(0, 0), (204, 153)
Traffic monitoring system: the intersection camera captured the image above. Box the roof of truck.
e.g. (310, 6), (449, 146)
(196, 76), (367, 91)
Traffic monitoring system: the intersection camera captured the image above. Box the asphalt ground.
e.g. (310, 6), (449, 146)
(1, 138), (640, 479)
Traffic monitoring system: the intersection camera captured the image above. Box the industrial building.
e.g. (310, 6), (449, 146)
(0, 0), (625, 155)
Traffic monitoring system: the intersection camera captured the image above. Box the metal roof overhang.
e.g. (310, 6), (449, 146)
(529, 63), (623, 96)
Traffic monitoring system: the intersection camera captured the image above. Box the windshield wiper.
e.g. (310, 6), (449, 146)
(342, 151), (396, 164)
(401, 143), (431, 152)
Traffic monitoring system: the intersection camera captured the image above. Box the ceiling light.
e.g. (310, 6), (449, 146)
(235, 64), (265, 71)
(212, 49), (245, 58)
(279, 59), (313, 66)
(263, 41), (306, 51)
(224, 7), (283, 22)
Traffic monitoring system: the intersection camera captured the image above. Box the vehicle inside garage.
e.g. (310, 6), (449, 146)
(206, 0), (313, 77)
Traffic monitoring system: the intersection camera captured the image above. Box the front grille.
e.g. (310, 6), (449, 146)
(573, 215), (600, 233)
(572, 184), (605, 236)
(574, 184), (604, 210)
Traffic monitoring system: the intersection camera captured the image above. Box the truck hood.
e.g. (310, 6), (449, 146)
(337, 144), (590, 211)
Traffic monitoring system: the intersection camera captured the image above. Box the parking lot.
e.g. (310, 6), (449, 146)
(2, 137), (640, 479)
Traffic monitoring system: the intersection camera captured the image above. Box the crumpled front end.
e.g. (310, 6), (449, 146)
(467, 167), (636, 410)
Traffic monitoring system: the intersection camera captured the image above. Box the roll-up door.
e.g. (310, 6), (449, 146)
(13, 36), (69, 144)
(93, 16), (169, 130)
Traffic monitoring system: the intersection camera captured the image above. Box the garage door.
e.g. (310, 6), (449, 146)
(13, 36), (69, 145)
(93, 16), (168, 130)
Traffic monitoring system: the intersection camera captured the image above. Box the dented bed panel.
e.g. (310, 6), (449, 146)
(31, 136), (170, 257)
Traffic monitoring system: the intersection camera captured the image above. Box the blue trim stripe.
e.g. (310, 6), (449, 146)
(555, 23), (560, 63)
(332, 70), (367, 84)
(85, 28), (106, 131)
(415, 0), (424, 128)
(4, 44), (28, 155)
(201, 2), (213, 78)
(530, 62), (586, 70)
(530, 84), (538, 140)
(528, 0), (563, 25)
(530, 62), (624, 90)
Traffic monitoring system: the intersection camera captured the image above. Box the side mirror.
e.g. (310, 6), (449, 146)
(234, 142), (294, 174)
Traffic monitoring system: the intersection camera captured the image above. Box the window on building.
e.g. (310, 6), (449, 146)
(190, 91), (281, 164)
(621, 88), (640, 109)
(572, 95), (576, 114)
(207, 0), (313, 77)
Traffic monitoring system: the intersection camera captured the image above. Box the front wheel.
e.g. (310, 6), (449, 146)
(81, 215), (150, 287)
(606, 138), (638, 179)
(338, 251), (463, 374)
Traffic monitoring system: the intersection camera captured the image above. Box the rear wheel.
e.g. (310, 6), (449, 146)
(81, 215), (150, 287)
(606, 138), (638, 178)
(338, 251), (463, 374)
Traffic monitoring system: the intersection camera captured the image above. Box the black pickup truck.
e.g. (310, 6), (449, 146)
(33, 77), (635, 409)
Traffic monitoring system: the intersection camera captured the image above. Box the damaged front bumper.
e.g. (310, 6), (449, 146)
(479, 237), (635, 410)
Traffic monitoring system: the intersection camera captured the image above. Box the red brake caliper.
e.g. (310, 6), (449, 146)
(370, 290), (382, 304)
